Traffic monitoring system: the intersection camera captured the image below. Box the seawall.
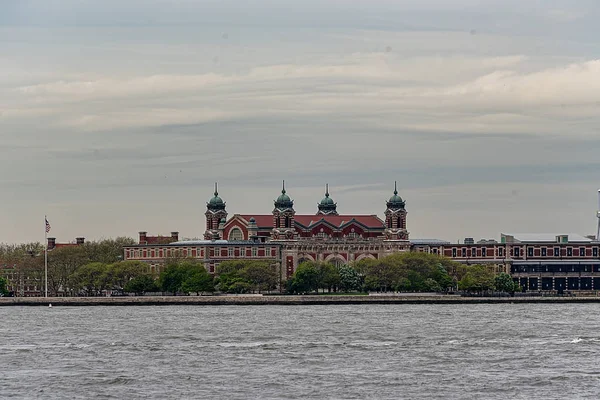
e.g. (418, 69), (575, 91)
(2, 295), (600, 306)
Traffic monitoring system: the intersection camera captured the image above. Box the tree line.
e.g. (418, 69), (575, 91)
(286, 252), (519, 295)
(1, 239), (518, 296)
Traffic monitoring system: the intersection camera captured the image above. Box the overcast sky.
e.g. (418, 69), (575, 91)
(2, 0), (600, 244)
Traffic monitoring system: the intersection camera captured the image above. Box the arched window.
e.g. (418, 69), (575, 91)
(228, 227), (244, 241)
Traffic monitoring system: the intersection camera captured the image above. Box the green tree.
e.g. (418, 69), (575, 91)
(495, 272), (519, 295)
(0, 276), (8, 296)
(181, 265), (214, 295)
(241, 262), (278, 293)
(337, 265), (362, 292)
(458, 264), (496, 293)
(159, 262), (186, 295)
(69, 262), (111, 296)
(109, 260), (151, 294)
(288, 262), (320, 294)
(124, 275), (159, 295)
(317, 263), (340, 293)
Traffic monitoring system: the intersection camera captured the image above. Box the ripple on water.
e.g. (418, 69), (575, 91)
(0, 304), (599, 399)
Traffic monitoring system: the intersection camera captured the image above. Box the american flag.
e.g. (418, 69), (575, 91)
(45, 217), (51, 233)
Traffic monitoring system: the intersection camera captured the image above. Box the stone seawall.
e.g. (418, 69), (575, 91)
(2, 295), (600, 306)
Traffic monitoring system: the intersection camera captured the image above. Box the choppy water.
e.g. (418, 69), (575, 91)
(1, 304), (599, 399)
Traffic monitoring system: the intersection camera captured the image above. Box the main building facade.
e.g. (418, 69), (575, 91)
(123, 182), (600, 293)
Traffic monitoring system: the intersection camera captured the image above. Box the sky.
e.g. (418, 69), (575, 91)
(2, 0), (600, 244)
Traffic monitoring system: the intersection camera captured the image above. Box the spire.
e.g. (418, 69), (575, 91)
(207, 182), (225, 211)
(275, 180), (293, 209)
(387, 181), (405, 209)
(317, 183), (337, 215)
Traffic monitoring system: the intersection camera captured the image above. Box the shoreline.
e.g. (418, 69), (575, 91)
(2, 295), (600, 306)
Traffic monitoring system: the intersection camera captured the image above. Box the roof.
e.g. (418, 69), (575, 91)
(501, 233), (593, 243)
(144, 236), (178, 245)
(126, 240), (277, 247)
(294, 215), (385, 229)
(236, 214), (384, 229)
(237, 215), (274, 228)
(411, 239), (451, 245)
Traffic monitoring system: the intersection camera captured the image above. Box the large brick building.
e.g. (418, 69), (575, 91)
(123, 183), (600, 292)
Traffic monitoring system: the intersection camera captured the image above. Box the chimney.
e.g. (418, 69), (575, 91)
(76, 237), (85, 245)
(47, 237), (56, 250)
(171, 231), (179, 241)
(139, 231), (147, 244)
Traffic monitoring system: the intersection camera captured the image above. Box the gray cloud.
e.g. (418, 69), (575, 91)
(1, 0), (600, 243)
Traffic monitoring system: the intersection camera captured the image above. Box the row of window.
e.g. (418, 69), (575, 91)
(127, 247), (278, 259)
(449, 246), (600, 259)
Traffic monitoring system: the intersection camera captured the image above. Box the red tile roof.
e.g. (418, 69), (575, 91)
(237, 214), (384, 229)
(295, 215), (384, 229)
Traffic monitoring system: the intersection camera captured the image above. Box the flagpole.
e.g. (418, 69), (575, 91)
(44, 215), (48, 298)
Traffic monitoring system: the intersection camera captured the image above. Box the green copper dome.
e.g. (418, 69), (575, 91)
(387, 181), (405, 209)
(274, 181), (294, 209)
(317, 184), (338, 215)
(207, 183), (226, 211)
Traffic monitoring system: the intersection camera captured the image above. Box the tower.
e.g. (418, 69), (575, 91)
(204, 183), (228, 240)
(272, 181), (297, 240)
(317, 184), (338, 215)
(384, 181), (409, 241)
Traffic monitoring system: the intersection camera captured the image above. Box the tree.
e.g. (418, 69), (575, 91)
(337, 265), (362, 292)
(287, 262), (320, 294)
(318, 263), (340, 293)
(241, 262), (278, 293)
(109, 261), (151, 294)
(159, 259), (212, 295)
(495, 272), (519, 295)
(0, 276), (8, 296)
(159, 263), (186, 295)
(69, 262), (111, 296)
(458, 264), (496, 293)
(181, 265), (214, 295)
(124, 275), (158, 295)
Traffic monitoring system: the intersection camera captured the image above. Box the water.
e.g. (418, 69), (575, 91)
(1, 304), (599, 399)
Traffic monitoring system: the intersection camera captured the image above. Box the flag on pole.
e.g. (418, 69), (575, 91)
(45, 217), (51, 233)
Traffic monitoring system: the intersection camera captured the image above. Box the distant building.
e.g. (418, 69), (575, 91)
(123, 184), (600, 292)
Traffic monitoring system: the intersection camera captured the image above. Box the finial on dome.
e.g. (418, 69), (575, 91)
(394, 181), (398, 195)
(282, 180), (286, 194)
(325, 183), (329, 197)
(214, 182), (218, 196)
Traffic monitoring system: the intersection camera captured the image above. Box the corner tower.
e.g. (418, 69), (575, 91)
(317, 184), (338, 216)
(204, 183), (228, 240)
(272, 181), (297, 240)
(384, 181), (408, 241)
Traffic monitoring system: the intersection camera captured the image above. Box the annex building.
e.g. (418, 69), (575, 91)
(123, 183), (600, 293)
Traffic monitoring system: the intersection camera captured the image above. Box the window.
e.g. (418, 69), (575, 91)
(482, 247), (487, 257)
(471, 248), (477, 257)
(567, 248), (573, 257)
(580, 247), (586, 257)
(528, 247), (533, 257)
(513, 247), (520, 258)
(452, 248), (457, 257)
(432, 248), (438, 254)
(461, 248), (466, 257)
(228, 227), (244, 241)
(554, 247), (560, 257)
(498, 247), (504, 257)
(228, 247), (234, 257)
(594, 248), (599, 258)
(252, 247), (258, 257)
(541, 248), (547, 257)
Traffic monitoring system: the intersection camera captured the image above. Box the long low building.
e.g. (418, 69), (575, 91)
(123, 183), (600, 292)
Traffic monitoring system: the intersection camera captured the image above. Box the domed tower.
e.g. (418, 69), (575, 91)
(204, 183), (228, 240)
(272, 181), (297, 240)
(317, 184), (338, 215)
(384, 181), (409, 241)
